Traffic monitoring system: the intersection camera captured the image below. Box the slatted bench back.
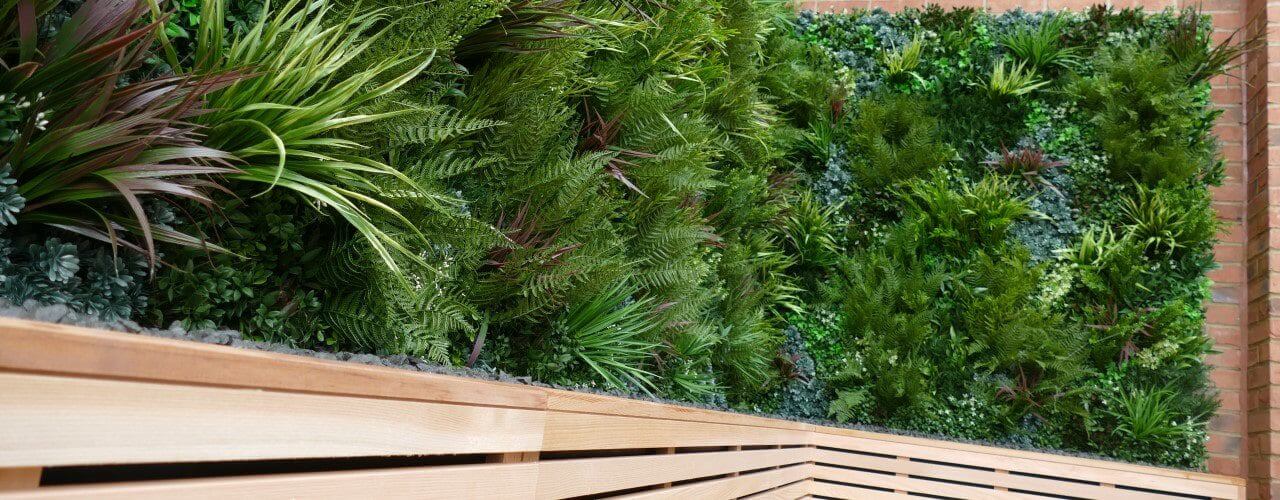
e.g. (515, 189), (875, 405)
(0, 318), (1244, 499)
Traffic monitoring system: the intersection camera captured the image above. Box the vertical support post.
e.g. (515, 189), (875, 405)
(657, 447), (676, 488)
(894, 456), (910, 494)
(0, 467), (41, 491)
(994, 469), (1009, 491)
(727, 445), (743, 477)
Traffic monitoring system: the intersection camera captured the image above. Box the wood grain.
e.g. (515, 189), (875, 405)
(542, 411), (810, 451)
(0, 319), (1246, 499)
(611, 464), (812, 499)
(813, 448), (1162, 499)
(740, 479), (812, 499)
(0, 463), (537, 499)
(812, 464), (1038, 499)
(811, 432), (1242, 498)
(0, 318), (544, 410)
(0, 372), (544, 467)
(534, 447), (811, 499)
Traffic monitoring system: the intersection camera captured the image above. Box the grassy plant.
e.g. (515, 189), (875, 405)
(1102, 386), (1202, 443)
(1, 0), (242, 265)
(776, 191), (841, 269)
(552, 282), (660, 392)
(190, 0), (444, 272)
(881, 33), (925, 84)
(984, 58), (1048, 98)
(1163, 7), (1262, 84)
(1000, 14), (1079, 71)
(1121, 184), (1219, 256)
(455, 0), (597, 65)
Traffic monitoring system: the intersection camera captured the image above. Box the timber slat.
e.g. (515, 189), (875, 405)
(0, 463), (539, 499)
(0, 372), (545, 467)
(533, 447), (811, 499)
(0, 318), (544, 410)
(0, 319), (1246, 499)
(610, 464), (813, 499)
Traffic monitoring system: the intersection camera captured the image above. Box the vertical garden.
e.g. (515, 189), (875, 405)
(0, 0), (1246, 469)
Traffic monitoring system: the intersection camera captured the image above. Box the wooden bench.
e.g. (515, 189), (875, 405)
(0, 318), (1245, 499)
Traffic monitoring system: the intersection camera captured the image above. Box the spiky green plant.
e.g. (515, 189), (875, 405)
(881, 33), (925, 84)
(1162, 7), (1262, 85)
(0, 0), (242, 265)
(984, 58), (1048, 98)
(1121, 184), (1219, 256)
(999, 14), (1079, 70)
(776, 191), (840, 269)
(190, 0), (445, 271)
(550, 282), (661, 392)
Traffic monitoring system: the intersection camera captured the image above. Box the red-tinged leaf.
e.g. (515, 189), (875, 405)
(605, 163), (646, 197)
(101, 164), (238, 178)
(17, 0), (35, 62)
(44, 221), (147, 256)
(134, 145), (240, 164)
(102, 177), (156, 271)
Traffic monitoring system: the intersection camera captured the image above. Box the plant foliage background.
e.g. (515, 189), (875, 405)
(0, 0), (1238, 469)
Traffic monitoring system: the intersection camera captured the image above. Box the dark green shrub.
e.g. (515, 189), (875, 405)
(846, 96), (954, 189)
(1073, 46), (1212, 186)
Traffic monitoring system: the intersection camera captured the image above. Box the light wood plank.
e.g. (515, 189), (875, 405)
(808, 481), (903, 499)
(811, 465), (1038, 499)
(811, 432), (1241, 498)
(611, 464), (812, 499)
(0, 318), (544, 410)
(741, 479), (812, 499)
(813, 448), (1162, 499)
(0, 372), (544, 467)
(535, 447), (811, 499)
(812, 428), (1242, 490)
(545, 389), (812, 432)
(542, 411), (809, 451)
(0, 463), (537, 499)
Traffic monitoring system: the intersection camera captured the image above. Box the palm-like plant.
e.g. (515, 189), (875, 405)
(984, 58), (1047, 98)
(1163, 8), (1262, 85)
(881, 33), (925, 84)
(189, 0), (444, 271)
(553, 282), (660, 393)
(1000, 14), (1079, 71)
(1, 0), (241, 266)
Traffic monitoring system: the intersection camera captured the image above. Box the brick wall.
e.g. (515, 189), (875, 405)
(797, 0), (1254, 491)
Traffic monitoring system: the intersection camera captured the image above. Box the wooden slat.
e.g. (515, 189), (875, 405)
(808, 480), (903, 499)
(542, 411), (810, 451)
(545, 389), (812, 432)
(535, 447), (811, 499)
(811, 432), (1241, 498)
(0, 372), (544, 467)
(812, 448), (1162, 499)
(741, 479), (812, 499)
(0, 318), (544, 410)
(0, 463), (538, 499)
(812, 464), (1037, 499)
(611, 464), (812, 499)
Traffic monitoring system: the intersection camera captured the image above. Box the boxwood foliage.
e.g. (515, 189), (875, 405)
(6, 0), (1237, 469)
(794, 6), (1231, 467)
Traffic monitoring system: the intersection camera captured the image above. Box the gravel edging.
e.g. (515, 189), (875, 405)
(0, 299), (1202, 473)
